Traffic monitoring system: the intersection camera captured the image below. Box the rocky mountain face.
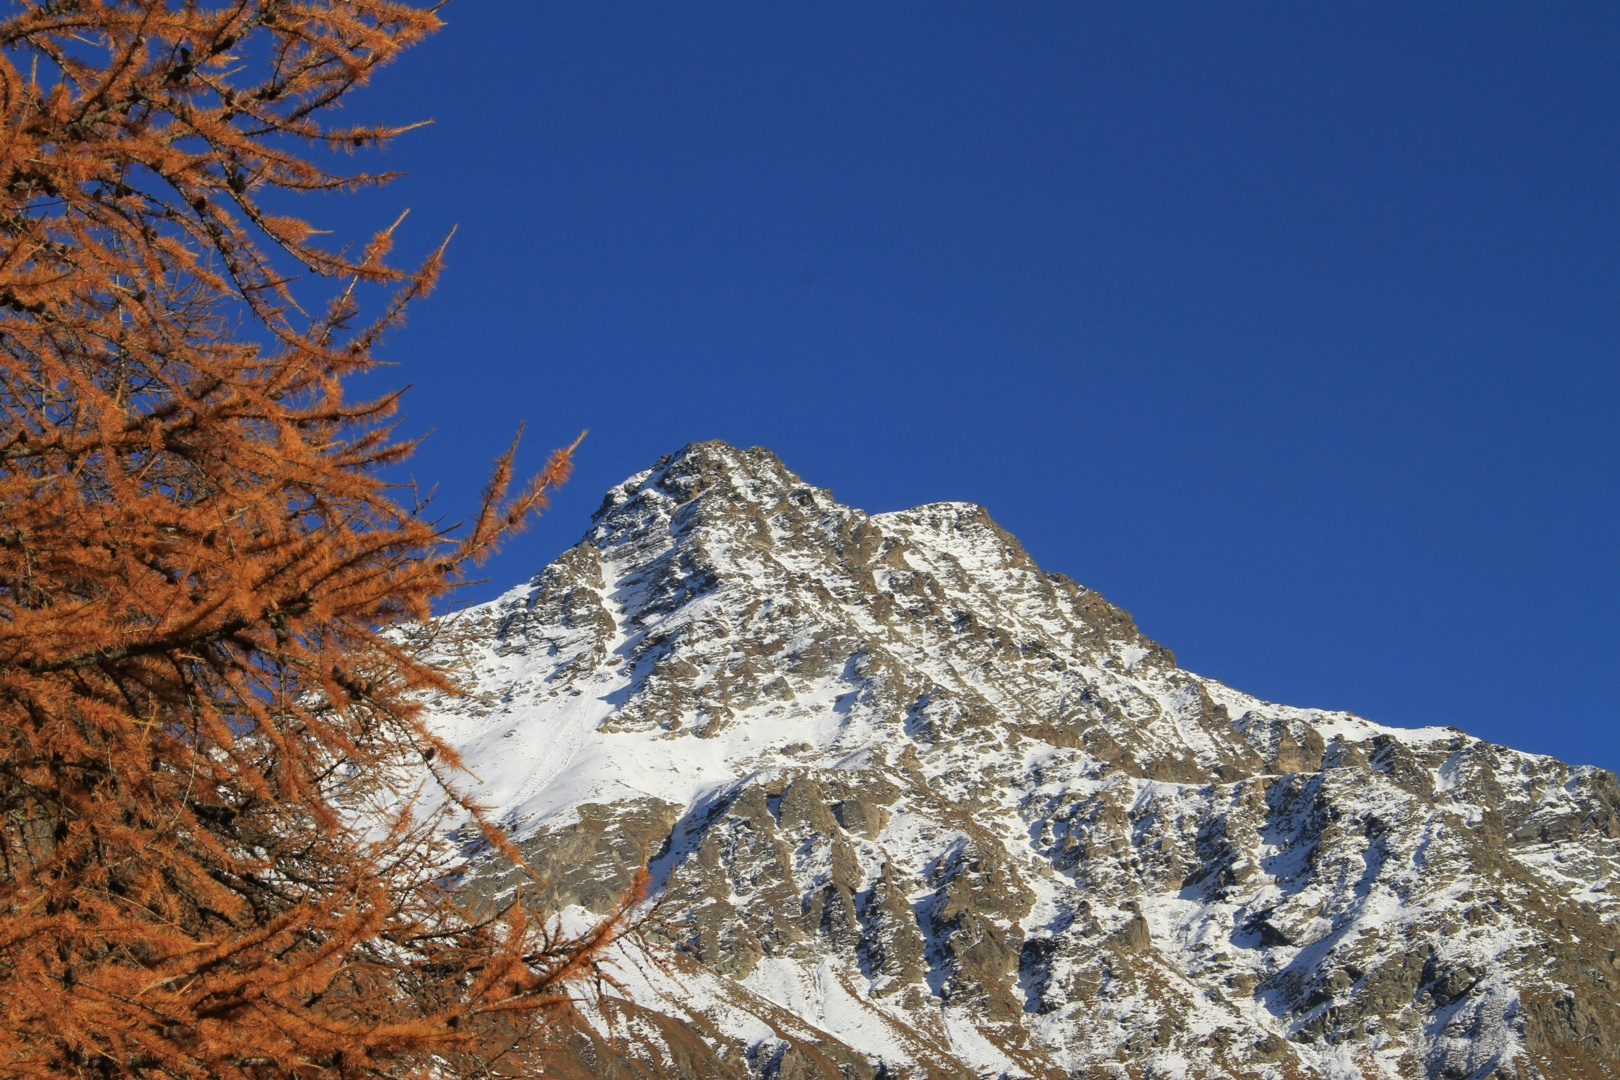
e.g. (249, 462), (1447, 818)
(422, 442), (1620, 1080)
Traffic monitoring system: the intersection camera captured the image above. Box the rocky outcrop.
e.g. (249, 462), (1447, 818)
(425, 442), (1620, 1080)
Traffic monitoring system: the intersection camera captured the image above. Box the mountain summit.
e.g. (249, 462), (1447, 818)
(425, 442), (1620, 1080)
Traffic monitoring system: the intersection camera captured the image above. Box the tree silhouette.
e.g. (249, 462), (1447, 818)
(0, 3), (619, 1077)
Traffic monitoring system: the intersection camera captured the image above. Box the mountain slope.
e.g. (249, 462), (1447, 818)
(423, 442), (1620, 1080)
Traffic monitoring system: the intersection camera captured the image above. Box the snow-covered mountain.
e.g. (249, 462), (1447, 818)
(423, 442), (1620, 1080)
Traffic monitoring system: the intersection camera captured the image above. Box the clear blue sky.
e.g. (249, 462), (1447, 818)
(327, 4), (1618, 773)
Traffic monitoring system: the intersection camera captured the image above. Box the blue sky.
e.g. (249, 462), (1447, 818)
(326, 4), (1617, 773)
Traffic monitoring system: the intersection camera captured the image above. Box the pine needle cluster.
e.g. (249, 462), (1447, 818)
(0, 3), (617, 1077)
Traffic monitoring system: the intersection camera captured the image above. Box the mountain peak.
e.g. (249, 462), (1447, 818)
(427, 445), (1620, 1080)
(591, 440), (808, 520)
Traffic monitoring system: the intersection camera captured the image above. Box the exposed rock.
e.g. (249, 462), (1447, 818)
(1109, 912), (1151, 955)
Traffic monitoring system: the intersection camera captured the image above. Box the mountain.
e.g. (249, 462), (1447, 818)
(421, 441), (1620, 1080)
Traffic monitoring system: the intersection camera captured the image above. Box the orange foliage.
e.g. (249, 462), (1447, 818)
(0, 3), (617, 1077)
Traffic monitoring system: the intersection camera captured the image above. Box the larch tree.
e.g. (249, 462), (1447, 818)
(0, 2), (625, 1078)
